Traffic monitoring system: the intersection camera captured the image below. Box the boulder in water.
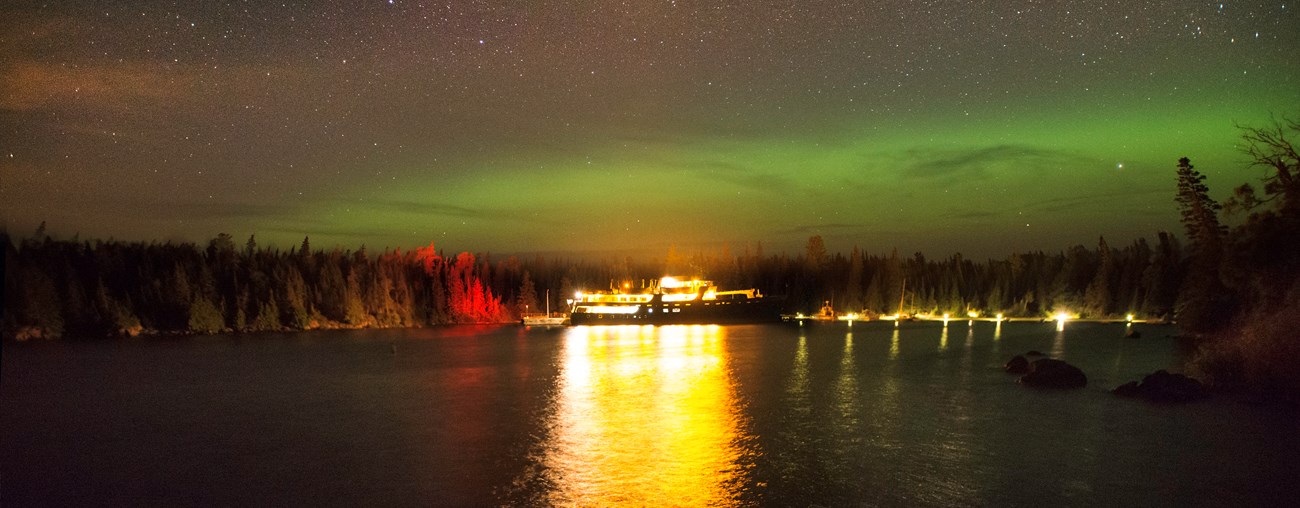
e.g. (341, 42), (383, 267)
(1112, 370), (1206, 403)
(1019, 358), (1088, 389)
(1004, 355), (1030, 374)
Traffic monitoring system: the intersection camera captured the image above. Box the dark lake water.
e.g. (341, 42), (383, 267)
(3, 321), (1298, 506)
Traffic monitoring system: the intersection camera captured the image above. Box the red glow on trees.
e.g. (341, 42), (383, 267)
(412, 242), (506, 323)
(447, 252), (506, 323)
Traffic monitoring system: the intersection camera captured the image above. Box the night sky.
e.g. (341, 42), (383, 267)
(2, 1), (1297, 257)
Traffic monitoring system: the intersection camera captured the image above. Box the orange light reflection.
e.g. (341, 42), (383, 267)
(542, 325), (751, 506)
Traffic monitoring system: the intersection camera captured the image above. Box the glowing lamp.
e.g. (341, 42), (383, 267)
(1055, 312), (1069, 323)
(967, 310), (979, 318)
(1126, 313), (1135, 322)
(995, 313), (1004, 322)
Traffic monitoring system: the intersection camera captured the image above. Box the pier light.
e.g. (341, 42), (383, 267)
(1126, 313), (1135, 323)
(942, 313), (950, 326)
(995, 313), (1004, 322)
(1054, 312), (1070, 331)
(967, 310), (979, 319)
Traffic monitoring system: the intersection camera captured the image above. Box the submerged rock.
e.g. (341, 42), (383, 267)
(1113, 370), (1206, 403)
(1019, 358), (1087, 389)
(1004, 355), (1030, 374)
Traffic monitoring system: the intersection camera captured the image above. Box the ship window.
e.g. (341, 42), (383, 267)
(673, 308), (680, 312)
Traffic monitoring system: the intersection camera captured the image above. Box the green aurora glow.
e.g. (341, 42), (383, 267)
(2, 1), (1297, 257)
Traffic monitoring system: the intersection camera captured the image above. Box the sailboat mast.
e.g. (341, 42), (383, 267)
(897, 278), (907, 315)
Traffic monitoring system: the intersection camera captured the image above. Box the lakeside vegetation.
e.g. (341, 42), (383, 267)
(2, 228), (1183, 340)
(1173, 115), (1300, 401)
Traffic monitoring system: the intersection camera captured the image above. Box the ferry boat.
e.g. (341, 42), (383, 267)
(568, 276), (783, 325)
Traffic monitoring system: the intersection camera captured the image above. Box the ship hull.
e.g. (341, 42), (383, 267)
(569, 297), (784, 325)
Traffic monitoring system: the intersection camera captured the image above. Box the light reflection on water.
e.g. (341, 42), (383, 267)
(6, 322), (1300, 507)
(537, 325), (752, 506)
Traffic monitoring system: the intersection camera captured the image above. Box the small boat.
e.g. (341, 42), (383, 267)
(522, 290), (569, 326)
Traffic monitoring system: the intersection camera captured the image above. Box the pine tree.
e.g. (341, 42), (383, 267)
(1083, 236), (1115, 317)
(516, 271), (538, 317)
(1174, 157), (1229, 332)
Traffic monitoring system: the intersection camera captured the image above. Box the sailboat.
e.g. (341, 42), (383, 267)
(522, 289), (569, 326)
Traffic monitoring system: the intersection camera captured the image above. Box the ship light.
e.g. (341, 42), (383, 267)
(588, 305), (640, 314)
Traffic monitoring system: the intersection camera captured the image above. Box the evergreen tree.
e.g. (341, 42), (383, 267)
(1174, 157), (1229, 332)
(187, 297), (224, 334)
(1083, 236), (1115, 317)
(516, 271), (539, 316)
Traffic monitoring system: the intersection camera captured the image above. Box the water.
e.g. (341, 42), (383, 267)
(3, 322), (1297, 506)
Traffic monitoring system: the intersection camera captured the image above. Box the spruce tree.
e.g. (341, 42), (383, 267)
(1173, 157), (1229, 332)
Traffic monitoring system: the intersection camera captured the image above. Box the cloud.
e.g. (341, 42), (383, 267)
(0, 60), (190, 111)
(1019, 187), (1169, 213)
(335, 198), (556, 225)
(896, 144), (1087, 180)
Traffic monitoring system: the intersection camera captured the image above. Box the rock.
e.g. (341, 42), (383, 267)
(1019, 358), (1087, 389)
(1112, 381), (1142, 397)
(1004, 355), (1030, 374)
(1113, 370), (1206, 403)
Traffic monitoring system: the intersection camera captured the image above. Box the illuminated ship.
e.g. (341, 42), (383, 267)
(568, 276), (783, 325)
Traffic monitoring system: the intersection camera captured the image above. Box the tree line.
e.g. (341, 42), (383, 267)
(3, 224), (1188, 340)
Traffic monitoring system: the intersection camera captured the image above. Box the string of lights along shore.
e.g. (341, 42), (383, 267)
(2, 1), (1296, 256)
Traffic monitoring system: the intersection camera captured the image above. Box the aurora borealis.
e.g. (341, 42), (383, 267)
(2, 1), (1297, 257)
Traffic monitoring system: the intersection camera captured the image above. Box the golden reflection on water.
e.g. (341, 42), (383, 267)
(836, 332), (858, 406)
(889, 328), (900, 360)
(542, 325), (751, 507)
(834, 331), (860, 428)
(1052, 329), (1066, 357)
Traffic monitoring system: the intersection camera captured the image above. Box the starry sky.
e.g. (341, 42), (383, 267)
(2, 1), (1297, 258)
